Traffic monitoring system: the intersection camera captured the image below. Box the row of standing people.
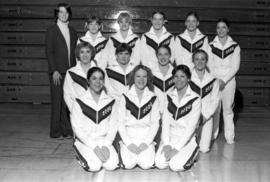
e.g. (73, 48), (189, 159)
(45, 3), (240, 172)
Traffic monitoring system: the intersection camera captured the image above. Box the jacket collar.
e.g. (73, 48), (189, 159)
(149, 26), (168, 35)
(212, 35), (235, 48)
(181, 28), (204, 42)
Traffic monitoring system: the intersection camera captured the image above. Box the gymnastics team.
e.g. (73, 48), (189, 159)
(46, 3), (241, 172)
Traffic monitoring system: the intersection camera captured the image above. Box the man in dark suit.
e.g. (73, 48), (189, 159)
(45, 3), (77, 139)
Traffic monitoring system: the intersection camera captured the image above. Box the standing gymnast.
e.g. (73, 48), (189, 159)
(152, 45), (175, 113)
(71, 67), (119, 172)
(174, 11), (208, 70)
(105, 43), (137, 100)
(104, 12), (140, 67)
(77, 15), (108, 69)
(155, 65), (201, 171)
(118, 65), (160, 169)
(63, 42), (97, 111)
(190, 49), (220, 153)
(208, 18), (241, 144)
(140, 11), (175, 70)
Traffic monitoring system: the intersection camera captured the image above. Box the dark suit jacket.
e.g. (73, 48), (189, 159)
(46, 24), (78, 74)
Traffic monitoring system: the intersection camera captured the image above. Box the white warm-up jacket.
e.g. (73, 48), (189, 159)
(70, 90), (117, 148)
(140, 27), (175, 69)
(118, 85), (160, 146)
(174, 29), (208, 69)
(190, 69), (220, 120)
(77, 31), (108, 69)
(104, 29), (140, 67)
(152, 64), (175, 113)
(162, 86), (201, 150)
(63, 61), (97, 111)
(208, 36), (241, 84)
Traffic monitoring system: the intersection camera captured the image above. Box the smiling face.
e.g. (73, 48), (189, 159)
(217, 22), (229, 38)
(88, 71), (104, 94)
(173, 70), (189, 90)
(78, 47), (92, 64)
(118, 18), (131, 32)
(151, 13), (165, 31)
(87, 21), (100, 34)
(193, 52), (207, 71)
(157, 47), (171, 66)
(134, 68), (148, 90)
(185, 15), (199, 32)
(116, 50), (131, 65)
(58, 6), (69, 23)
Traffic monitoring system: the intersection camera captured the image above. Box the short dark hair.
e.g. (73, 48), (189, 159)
(151, 11), (167, 20)
(217, 18), (230, 28)
(156, 44), (171, 56)
(117, 12), (132, 24)
(87, 67), (105, 80)
(75, 42), (96, 60)
(115, 43), (132, 55)
(54, 3), (72, 21)
(185, 11), (200, 22)
(85, 15), (102, 25)
(192, 49), (208, 62)
(172, 65), (191, 79)
(128, 64), (154, 92)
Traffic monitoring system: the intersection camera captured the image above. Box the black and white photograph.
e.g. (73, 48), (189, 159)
(0, 0), (269, 181)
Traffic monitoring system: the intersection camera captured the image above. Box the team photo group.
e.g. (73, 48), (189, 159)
(46, 2), (240, 172)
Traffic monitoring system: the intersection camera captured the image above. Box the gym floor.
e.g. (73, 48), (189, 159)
(0, 104), (269, 182)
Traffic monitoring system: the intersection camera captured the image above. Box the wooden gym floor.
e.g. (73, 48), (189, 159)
(0, 104), (269, 182)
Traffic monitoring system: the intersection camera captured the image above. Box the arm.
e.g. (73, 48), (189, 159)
(144, 97), (161, 145)
(174, 98), (201, 151)
(104, 100), (119, 146)
(45, 27), (57, 74)
(161, 97), (171, 146)
(222, 46), (241, 84)
(117, 95), (133, 146)
(174, 36), (184, 66)
(63, 71), (75, 111)
(132, 37), (141, 66)
(202, 80), (220, 120)
(169, 36), (176, 64)
(70, 103), (97, 149)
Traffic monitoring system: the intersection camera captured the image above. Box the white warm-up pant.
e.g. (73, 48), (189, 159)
(212, 78), (236, 142)
(73, 139), (119, 172)
(199, 117), (213, 153)
(119, 141), (155, 169)
(155, 137), (199, 171)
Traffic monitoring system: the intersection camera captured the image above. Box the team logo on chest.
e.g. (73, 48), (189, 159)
(95, 39), (108, 54)
(144, 35), (173, 51)
(178, 36), (206, 53)
(69, 71), (88, 90)
(111, 37), (139, 49)
(202, 79), (216, 98)
(76, 98), (115, 124)
(106, 68), (131, 86)
(189, 79), (216, 98)
(124, 95), (157, 119)
(153, 76), (174, 92)
(210, 44), (238, 59)
(167, 95), (198, 120)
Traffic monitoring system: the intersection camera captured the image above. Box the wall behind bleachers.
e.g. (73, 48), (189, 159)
(0, 0), (270, 106)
